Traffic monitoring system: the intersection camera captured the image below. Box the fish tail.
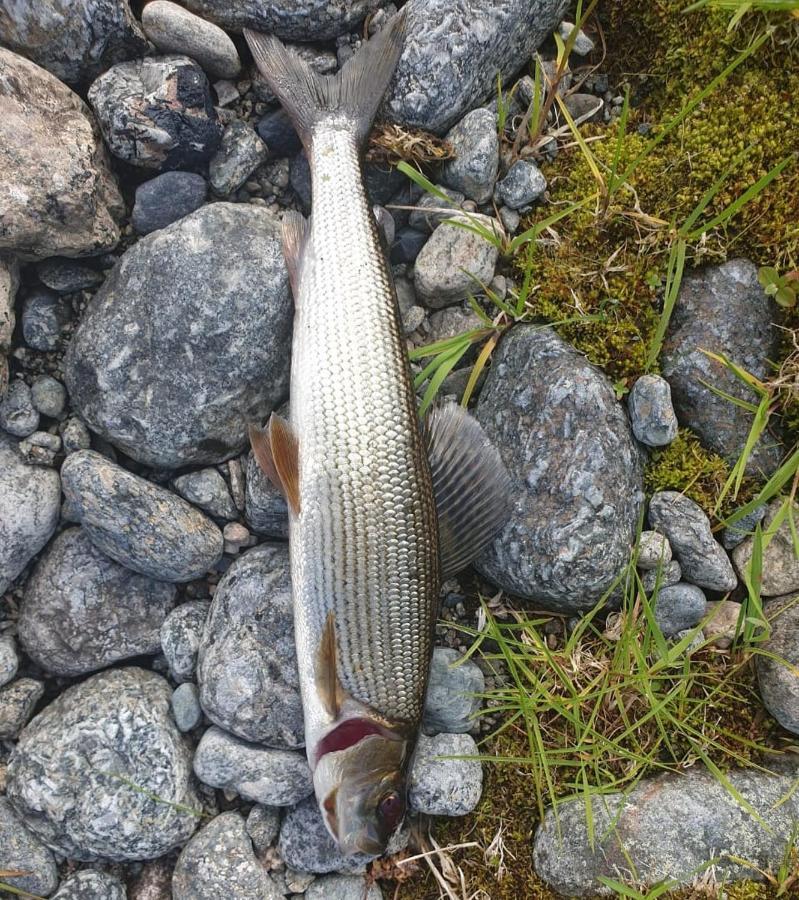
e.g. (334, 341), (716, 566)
(244, 10), (407, 153)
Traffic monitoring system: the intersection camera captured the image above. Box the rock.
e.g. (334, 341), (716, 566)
(641, 559), (682, 593)
(558, 20), (595, 55)
(757, 595), (799, 734)
(705, 599), (742, 649)
(198, 544), (303, 747)
(0, 797), (58, 898)
(440, 108), (499, 204)
(414, 215), (501, 308)
(733, 500), (799, 596)
(390, 226), (428, 265)
(161, 601), (211, 682)
(0, 678), (44, 740)
(0, 0), (147, 84)
(423, 647), (483, 734)
(60, 450), (223, 582)
(21, 287), (72, 350)
(131, 172), (208, 235)
(385, 0), (565, 135)
(214, 78), (240, 106)
(172, 811), (283, 900)
(278, 796), (372, 874)
(0, 434), (60, 595)
(533, 758), (799, 896)
(495, 160), (547, 209)
(19, 528), (177, 677)
(563, 92), (603, 122)
(0, 635), (19, 688)
(142, 1), (241, 80)
(30, 375), (67, 418)
(475, 326), (643, 613)
(210, 121), (268, 196)
(223, 521), (251, 553)
(407, 186), (464, 234)
(173, 468), (238, 521)
(648, 491), (737, 592)
(637, 531), (672, 571)
(88, 55), (223, 170)
(627, 374), (678, 447)
(53, 870), (127, 900)
(245, 450), (289, 537)
(408, 732), (482, 816)
(246, 804), (281, 853)
(722, 504), (768, 550)
(60, 416), (92, 453)
(36, 258), (105, 293)
(425, 306), (483, 345)
(172, 683), (203, 732)
(653, 583), (706, 637)
(193, 725), (313, 805)
(661, 259), (782, 475)
(65, 203), (292, 468)
(19, 431), (62, 466)
(0, 380), (39, 437)
(306, 875), (383, 900)
(7, 667), (200, 861)
(0, 254), (18, 392)
(255, 108), (302, 158)
(0, 49), (123, 259)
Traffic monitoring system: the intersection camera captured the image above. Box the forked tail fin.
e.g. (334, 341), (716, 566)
(244, 11), (406, 153)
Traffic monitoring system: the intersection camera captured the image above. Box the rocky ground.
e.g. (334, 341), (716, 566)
(1, 1), (798, 898)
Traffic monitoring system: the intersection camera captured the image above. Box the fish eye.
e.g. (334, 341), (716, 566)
(377, 791), (404, 831)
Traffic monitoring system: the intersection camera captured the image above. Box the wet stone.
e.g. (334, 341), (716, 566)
(408, 186), (464, 233)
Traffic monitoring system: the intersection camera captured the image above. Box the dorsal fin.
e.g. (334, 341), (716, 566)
(248, 413), (300, 514)
(317, 611), (344, 719)
(424, 403), (512, 579)
(281, 211), (309, 298)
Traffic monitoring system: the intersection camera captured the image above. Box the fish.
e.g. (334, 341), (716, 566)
(244, 12), (511, 857)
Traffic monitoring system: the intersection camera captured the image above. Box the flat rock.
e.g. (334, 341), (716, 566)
(209, 120), (268, 196)
(661, 259), (782, 476)
(198, 544), (303, 747)
(0, 635), (19, 687)
(495, 159), (547, 209)
(306, 875), (383, 900)
(131, 172), (208, 235)
(278, 796), (373, 874)
(6, 667), (201, 861)
(161, 600), (211, 682)
(423, 647), (483, 734)
(475, 326), (643, 613)
(440, 108), (499, 204)
(36, 258), (105, 293)
(733, 500), (799, 596)
(0, 797), (59, 898)
(757, 595), (799, 734)
(19, 528), (177, 676)
(245, 450), (289, 537)
(60, 450), (223, 582)
(627, 374), (678, 447)
(408, 732), (482, 816)
(0, 678), (44, 740)
(65, 203), (292, 468)
(653, 583), (706, 637)
(0, 49), (123, 259)
(53, 870), (127, 900)
(193, 725), (313, 805)
(172, 468), (238, 520)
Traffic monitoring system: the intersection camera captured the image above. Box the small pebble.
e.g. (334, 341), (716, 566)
(209, 120), (268, 196)
(256, 108), (302, 158)
(22, 287), (71, 350)
(30, 375), (67, 418)
(0, 380), (39, 437)
(36, 258), (104, 294)
(60, 416), (91, 453)
(173, 468), (238, 521)
(654, 583), (707, 637)
(246, 804), (281, 854)
(704, 600), (742, 649)
(637, 530), (673, 571)
(132, 172), (208, 235)
(0, 677), (44, 739)
(495, 160), (547, 210)
(423, 647), (484, 734)
(558, 20), (595, 56)
(641, 559), (682, 593)
(408, 732), (483, 816)
(160, 600), (211, 683)
(305, 874), (383, 900)
(390, 226), (427, 265)
(722, 504), (768, 550)
(628, 374), (678, 447)
(213, 79), (240, 107)
(172, 683), (203, 732)
(18, 431), (61, 465)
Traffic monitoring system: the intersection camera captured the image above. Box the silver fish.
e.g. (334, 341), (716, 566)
(245, 12), (510, 857)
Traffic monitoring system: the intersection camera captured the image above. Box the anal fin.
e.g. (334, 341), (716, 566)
(248, 413), (301, 514)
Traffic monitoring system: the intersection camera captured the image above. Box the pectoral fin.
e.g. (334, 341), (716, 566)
(425, 403), (512, 579)
(248, 413), (300, 514)
(281, 211), (309, 298)
(317, 611), (345, 719)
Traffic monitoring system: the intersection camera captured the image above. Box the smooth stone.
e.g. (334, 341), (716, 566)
(423, 647), (483, 734)
(193, 725), (313, 805)
(637, 530), (673, 571)
(653, 583), (707, 637)
(246, 804), (281, 853)
(408, 732), (482, 816)
(407, 186), (464, 234)
(475, 326), (644, 613)
(627, 374), (678, 447)
(0, 797), (59, 898)
(53, 870), (127, 900)
(256, 108), (302, 158)
(757, 595), (799, 734)
(558, 20), (595, 55)
(426, 306), (484, 345)
(172, 811), (283, 900)
(705, 599), (742, 649)
(0, 49), (123, 259)
(142, 1), (241, 80)
(30, 375), (67, 418)
(495, 159), (547, 209)
(172, 683), (203, 732)
(198, 545), (303, 747)
(161, 601), (211, 683)
(22, 287), (71, 351)
(722, 504), (768, 550)
(6, 667), (200, 861)
(131, 172), (208, 235)
(563, 92), (603, 122)
(648, 491), (737, 593)
(60, 450), (223, 582)
(0, 635), (19, 688)
(390, 226), (427, 264)
(19, 528), (177, 676)
(305, 875), (383, 900)
(0, 678), (44, 740)
(0, 380), (39, 437)
(36, 258), (104, 294)
(245, 450), (289, 538)
(209, 120), (268, 196)
(733, 500), (799, 596)
(641, 559), (682, 593)
(440, 108), (499, 204)
(173, 468), (238, 521)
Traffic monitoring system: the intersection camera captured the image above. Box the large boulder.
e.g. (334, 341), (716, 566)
(0, 49), (123, 259)
(65, 203), (292, 468)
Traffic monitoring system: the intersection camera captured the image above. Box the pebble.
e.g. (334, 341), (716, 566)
(627, 374), (679, 447)
(402, 305), (427, 334)
(440, 108), (499, 204)
(306, 875), (383, 900)
(408, 732), (483, 816)
(245, 450), (290, 538)
(0, 634), (19, 688)
(558, 20), (596, 56)
(423, 647), (484, 734)
(18, 430), (61, 465)
(390, 226), (428, 265)
(128, 859), (172, 900)
(36, 257), (104, 294)
(733, 500), (799, 596)
(214, 78), (240, 106)
(210, 120), (268, 196)
(495, 159), (547, 209)
(408, 186), (464, 234)
(498, 205), (521, 233)
(132, 172), (208, 235)
(172, 683), (203, 732)
(173, 468), (238, 520)
(653, 583), (707, 636)
(52, 870), (127, 900)
(426, 306), (483, 344)
(0, 797), (59, 898)
(161, 600), (211, 683)
(256, 108), (303, 158)
(0, 677), (44, 739)
(641, 559), (682, 593)
(757, 595), (799, 734)
(22, 287), (71, 350)
(637, 530), (673, 571)
(0, 379), (39, 437)
(704, 599), (742, 649)
(246, 803), (281, 853)
(722, 504), (768, 550)
(60, 416), (92, 453)
(563, 92), (604, 122)
(30, 374), (67, 418)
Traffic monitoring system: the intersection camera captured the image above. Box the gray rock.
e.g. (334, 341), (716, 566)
(757, 595), (799, 734)
(18, 431), (62, 466)
(390, 226), (427, 265)
(475, 326), (643, 613)
(705, 599), (742, 649)
(641, 559), (682, 593)
(173, 468), (238, 521)
(60, 416), (92, 454)
(495, 160), (547, 209)
(7, 667), (200, 861)
(88, 55), (222, 170)
(0, 379), (39, 437)
(246, 804), (281, 853)
(636, 530), (672, 571)
(209, 120), (268, 196)
(0, 634), (19, 688)
(648, 491), (737, 593)
(36, 258), (105, 294)
(193, 725), (313, 805)
(0, 434), (61, 595)
(408, 732), (482, 816)
(0, 678), (44, 740)
(22, 287), (72, 351)
(722, 504), (768, 550)
(198, 544), (303, 747)
(558, 19), (595, 55)
(533, 758), (799, 896)
(132, 172), (208, 235)
(65, 203), (292, 468)
(440, 108), (499, 204)
(172, 683), (203, 732)
(563, 92), (603, 122)
(142, 1), (241, 80)
(53, 870), (127, 900)
(19, 528), (177, 676)
(407, 186), (464, 234)
(661, 259), (782, 475)
(627, 374), (678, 447)
(255, 107), (302, 157)
(306, 875), (383, 900)
(0, 49), (123, 260)
(733, 500), (799, 596)
(653, 583), (706, 636)
(0, 253), (18, 393)
(426, 306), (484, 344)
(60, 450), (223, 582)
(0, 797), (59, 898)
(414, 215), (501, 308)
(423, 647), (483, 734)
(172, 811), (283, 900)
(31, 375), (67, 418)
(278, 796), (373, 874)
(161, 600), (211, 683)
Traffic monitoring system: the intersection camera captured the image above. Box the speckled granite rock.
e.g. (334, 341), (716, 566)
(733, 500), (799, 596)
(440, 108), (498, 204)
(653, 583), (707, 637)
(0, 678), (44, 740)
(245, 449), (290, 538)
(408, 732), (482, 815)
(756, 595), (799, 734)
(0, 635), (19, 688)
(0, 797), (59, 898)
(161, 600), (211, 683)
(0, 253), (18, 393)
(306, 875), (383, 900)
(209, 120), (268, 196)
(172, 468), (238, 521)
(53, 870), (127, 900)
(627, 374), (678, 447)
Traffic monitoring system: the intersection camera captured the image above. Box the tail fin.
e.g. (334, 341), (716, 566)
(244, 11), (406, 153)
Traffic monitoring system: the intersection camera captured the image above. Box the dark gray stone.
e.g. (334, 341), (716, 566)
(65, 203), (292, 468)
(408, 732), (482, 816)
(60, 450), (223, 582)
(563, 92), (603, 122)
(722, 504), (767, 550)
(495, 159), (547, 209)
(475, 326), (643, 613)
(31, 375), (67, 418)
(440, 108), (499, 204)
(661, 259), (782, 476)
(0, 678), (44, 740)
(733, 500), (799, 597)
(627, 374), (678, 447)
(53, 870), (127, 900)
(161, 600), (211, 683)
(0, 797), (58, 898)
(88, 55), (222, 170)
(197, 544), (303, 747)
(246, 804), (281, 853)
(306, 875), (383, 900)
(757, 595), (799, 734)
(22, 287), (71, 350)
(0, 634), (19, 687)
(209, 120), (268, 196)
(390, 226), (427, 265)
(423, 647), (483, 734)
(36, 258), (104, 294)
(256, 108), (302, 158)
(193, 725), (313, 805)
(648, 491), (737, 592)
(278, 796), (373, 874)
(132, 172), (208, 235)
(19, 528), (177, 677)
(172, 682), (203, 732)
(173, 468), (238, 521)
(407, 186), (465, 234)
(245, 450), (289, 538)
(7, 667), (201, 861)
(0, 379), (39, 437)
(172, 811), (283, 900)
(653, 583), (707, 636)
